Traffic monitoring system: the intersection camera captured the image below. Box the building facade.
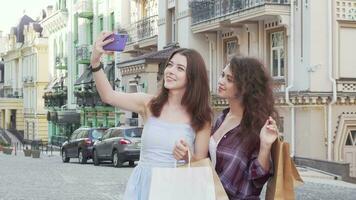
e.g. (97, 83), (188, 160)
(117, 0), (171, 127)
(21, 23), (49, 141)
(41, 1), (81, 144)
(0, 15), (49, 141)
(180, 0), (356, 177)
(72, 0), (129, 129)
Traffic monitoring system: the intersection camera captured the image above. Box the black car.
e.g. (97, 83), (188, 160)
(93, 127), (142, 167)
(61, 127), (107, 164)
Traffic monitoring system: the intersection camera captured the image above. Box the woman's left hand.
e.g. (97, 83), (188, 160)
(260, 116), (279, 148)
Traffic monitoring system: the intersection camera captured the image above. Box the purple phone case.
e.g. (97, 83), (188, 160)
(103, 34), (128, 51)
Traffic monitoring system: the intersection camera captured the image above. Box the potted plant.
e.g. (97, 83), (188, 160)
(23, 146), (32, 157)
(32, 149), (40, 158)
(31, 141), (41, 158)
(0, 140), (4, 152)
(1, 142), (12, 155)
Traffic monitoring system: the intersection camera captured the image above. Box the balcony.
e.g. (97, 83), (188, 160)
(76, 0), (93, 19)
(4, 88), (23, 98)
(190, 0), (290, 32)
(76, 45), (91, 64)
(125, 15), (158, 51)
(55, 56), (67, 70)
(22, 76), (34, 83)
(43, 87), (67, 108)
(40, 9), (68, 34)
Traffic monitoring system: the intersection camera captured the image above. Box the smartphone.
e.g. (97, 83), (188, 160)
(103, 34), (128, 52)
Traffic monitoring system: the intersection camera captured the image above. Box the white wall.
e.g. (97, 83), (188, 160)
(338, 26), (356, 78)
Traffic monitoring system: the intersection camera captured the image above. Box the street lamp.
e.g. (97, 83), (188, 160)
(134, 74), (141, 83)
(134, 74), (145, 90)
(114, 78), (124, 91)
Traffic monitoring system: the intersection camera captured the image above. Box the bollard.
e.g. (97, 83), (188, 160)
(14, 144), (16, 156)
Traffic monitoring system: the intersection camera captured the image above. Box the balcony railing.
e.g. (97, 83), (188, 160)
(127, 15), (158, 44)
(76, 0), (93, 19)
(5, 88), (23, 98)
(190, 0), (290, 25)
(43, 88), (67, 108)
(55, 56), (67, 70)
(76, 44), (91, 64)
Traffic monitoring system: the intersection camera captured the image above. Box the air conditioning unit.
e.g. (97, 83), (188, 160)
(28, 76), (33, 82)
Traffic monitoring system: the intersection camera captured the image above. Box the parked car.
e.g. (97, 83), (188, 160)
(61, 127), (107, 164)
(93, 126), (142, 167)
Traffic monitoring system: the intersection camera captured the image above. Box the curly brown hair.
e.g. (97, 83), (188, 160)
(230, 57), (279, 153)
(149, 48), (212, 132)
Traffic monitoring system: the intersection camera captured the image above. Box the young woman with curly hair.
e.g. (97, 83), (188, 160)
(209, 57), (280, 199)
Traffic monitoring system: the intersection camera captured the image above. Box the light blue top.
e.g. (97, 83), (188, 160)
(123, 116), (196, 200)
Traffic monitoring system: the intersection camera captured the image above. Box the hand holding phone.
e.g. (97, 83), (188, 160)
(103, 34), (128, 52)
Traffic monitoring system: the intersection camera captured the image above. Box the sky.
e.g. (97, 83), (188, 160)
(0, 0), (54, 35)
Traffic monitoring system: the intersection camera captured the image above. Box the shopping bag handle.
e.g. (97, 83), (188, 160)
(174, 148), (191, 168)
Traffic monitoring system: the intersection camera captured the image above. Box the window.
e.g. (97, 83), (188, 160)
(223, 38), (238, 65)
(74, 13), (79, 43)
(339, 26), (356, 78)
(167, 8), (176, 44)
(89, 21), (93, 44)
(110, 12), (115, 31)
(62, 0), (66, 9)
(91, 129), (104, 139)
(26, 122), (29, 139)
(70, 131), (79, 140)
(171, 8), (176, 42)
(248, 32), (250, 55)
(270, 31), (285, 78)
(102, 130), (111, 140)
(99, 16), (104, 31)
(142, 0), (148, 18)
(32, 122), (35, 140)
(124, 128), (142, 138)
(111, 129), (123, 138)
(278, 117), (284, 134)
(77, 130), (87, 139)
(346, 131), (356, 146)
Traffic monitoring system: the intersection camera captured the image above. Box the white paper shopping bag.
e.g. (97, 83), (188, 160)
(149, 166), (216, 200)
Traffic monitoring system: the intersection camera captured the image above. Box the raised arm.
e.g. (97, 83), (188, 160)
(91, 32), (153, 115)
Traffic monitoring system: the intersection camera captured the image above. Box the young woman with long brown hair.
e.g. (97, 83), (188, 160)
(210, 57), (279, 199)
(90, 32), (212, 200)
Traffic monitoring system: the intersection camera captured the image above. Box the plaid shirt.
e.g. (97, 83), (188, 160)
(212, 109), (272, 200)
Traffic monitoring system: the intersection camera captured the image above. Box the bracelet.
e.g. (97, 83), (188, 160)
(91, 63), (103, 72)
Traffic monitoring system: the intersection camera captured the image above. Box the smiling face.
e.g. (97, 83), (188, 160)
(217, 64), (238, 99)
(163, 53), (188, 91)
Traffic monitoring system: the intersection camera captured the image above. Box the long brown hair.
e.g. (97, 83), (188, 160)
(149, 48), (212, 132)
(230, 57), (279, 153)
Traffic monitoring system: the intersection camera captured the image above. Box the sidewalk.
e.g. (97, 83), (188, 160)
(1, 148), (61, 157)
(297, 166), (356, 188)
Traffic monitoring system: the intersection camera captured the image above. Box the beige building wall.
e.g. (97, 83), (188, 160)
(294, 106), (327, 159)
(0, 98), (24, 130)
(165, 0), (356, 177)
(22, 24), (49, 141)
(1, 31), (24, 132)
(1, 20), (49, 141)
